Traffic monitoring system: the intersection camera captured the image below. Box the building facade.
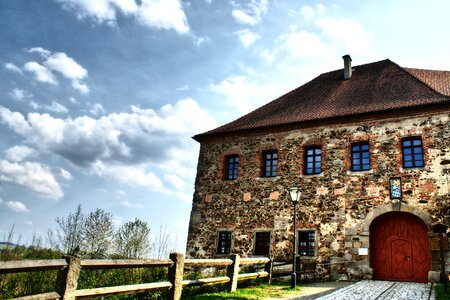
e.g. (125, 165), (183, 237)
(186, 56), (450, 282)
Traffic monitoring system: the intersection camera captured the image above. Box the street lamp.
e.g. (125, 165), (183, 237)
(288, 185), (301, 289)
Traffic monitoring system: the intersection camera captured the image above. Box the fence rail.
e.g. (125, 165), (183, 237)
(0, 253), (273, 300)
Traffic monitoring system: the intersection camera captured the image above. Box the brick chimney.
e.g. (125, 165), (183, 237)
(342, 54), (352, 79)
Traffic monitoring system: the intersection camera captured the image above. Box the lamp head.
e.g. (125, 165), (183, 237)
(288, 186), (301, 203)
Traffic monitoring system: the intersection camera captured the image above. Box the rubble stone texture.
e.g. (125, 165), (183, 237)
(186, 110), (450, 279)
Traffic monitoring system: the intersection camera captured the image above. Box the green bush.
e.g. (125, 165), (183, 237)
(435, 283), (450, 300)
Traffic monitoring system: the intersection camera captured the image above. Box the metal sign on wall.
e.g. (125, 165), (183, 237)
(389, 177), (402, 200)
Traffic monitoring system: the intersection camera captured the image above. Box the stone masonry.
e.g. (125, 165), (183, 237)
(186, 109), (450, 280)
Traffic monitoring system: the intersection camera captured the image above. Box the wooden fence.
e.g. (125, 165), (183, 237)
(0, 253), (272, 300)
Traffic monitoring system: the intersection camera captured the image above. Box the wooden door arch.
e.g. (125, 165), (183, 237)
(370, 212), (430, 282)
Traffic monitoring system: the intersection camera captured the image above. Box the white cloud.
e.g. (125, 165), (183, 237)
(30, 101), (69, 114)
(137, 0), (189, 34)
(260, 48), (276, 64)
(42, 52), (88, 80)
(5, 145), (36, 162)
(59, 168), (72, 180)
(5, 63), (23, 74)
(231, 0), (268, 25)
(176, 84), (189, 91)
(0, 200), (28, 212)
(92, 161), (163, 189)
(300, 5), (315, 20)
(236, 29), (260, 48)
(315, 16), (376, 58)
(72, 80), (90, 94)
(122, 200), (144, 208)
(9, 88), (33, 101)
(164, 173), (185, 190)
(300, 4), (325, 20)
(56, 0), (189, 34)
(175, 191), (191, 203)
(211, 75), (284, 115)
(89, 103), (105, 115)
(69, 97), (79, 104)
(27, 49), (90, 94)
(28, 47), (51, 57)
(280, 30), (332, 59)
(259, 4), (376, 76)
(0, 160), (64, 199)
(194, 36), (208, 47)
(24, 62), (57, 85)
(232, 10), (257, 25)
(0, 100), (216, 194)
(24, 220), (33, 225)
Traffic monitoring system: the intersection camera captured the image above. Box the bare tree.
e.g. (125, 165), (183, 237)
(115, 218), (151, 258)
(48, 204), (85, 255)
(30, 232), (43, 248)
(152, 225), (174, 259)
(82, 209), (114, 258)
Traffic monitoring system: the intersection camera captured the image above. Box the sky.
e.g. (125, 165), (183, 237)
(1, 0), (450, 254)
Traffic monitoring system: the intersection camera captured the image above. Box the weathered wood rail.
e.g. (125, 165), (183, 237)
(0, 253), (272, 300)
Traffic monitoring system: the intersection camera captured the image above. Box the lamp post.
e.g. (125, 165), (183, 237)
(289, 186), (301, 289)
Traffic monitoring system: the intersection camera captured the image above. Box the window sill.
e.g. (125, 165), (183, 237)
(257, 176), (280, 181)
(346, 169), (373, 175)
(223, 179), (239, 183)
(300, 173), (324, 178)
(400, 166), (429, 172)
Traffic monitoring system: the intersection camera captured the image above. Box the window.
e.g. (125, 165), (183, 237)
(402, 137), (424, 168)
(254, 232), (271, 256)
(298, 231), (315, 256)
(217, 232), (232, 254)
(225, 155), (239, 180)
(304, 146), (321, 175)
(351, 142), (370, 171)
(262, 151), (278, 177)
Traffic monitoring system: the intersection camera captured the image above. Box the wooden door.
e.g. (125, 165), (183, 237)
(370, 212), (430, 282)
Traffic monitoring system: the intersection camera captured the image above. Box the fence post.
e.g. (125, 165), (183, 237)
(265, 257), (273, 285)
(167, 252), (185, 300)
(55, 255), (81, 300)
(227, 254), (240, 292)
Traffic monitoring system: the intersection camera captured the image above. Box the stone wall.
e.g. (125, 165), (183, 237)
(187, 110), (450, 279)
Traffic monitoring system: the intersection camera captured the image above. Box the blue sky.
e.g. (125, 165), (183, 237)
(1, 0), (449, 253)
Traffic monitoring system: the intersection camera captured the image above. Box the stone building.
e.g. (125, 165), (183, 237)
(186, 55), (450, 282)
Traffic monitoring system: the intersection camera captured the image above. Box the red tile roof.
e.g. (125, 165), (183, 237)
(194, 59), (450, 141)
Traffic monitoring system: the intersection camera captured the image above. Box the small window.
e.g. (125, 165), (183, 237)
(351, 142), (370, 171)
(225, 155), (239, 180)
(262, 151), (278, 177)
(254, 232), (271, 256)
(402, 137), (424, 168)
(298, 231), (315, 256)
(304, 146), (321, 175)
(217, 232), (232, 254)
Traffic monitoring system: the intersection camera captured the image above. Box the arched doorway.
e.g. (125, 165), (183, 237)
(370, 212), (431, 282)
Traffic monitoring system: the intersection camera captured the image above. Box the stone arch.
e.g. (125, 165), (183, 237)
(362, 203), (432, 233)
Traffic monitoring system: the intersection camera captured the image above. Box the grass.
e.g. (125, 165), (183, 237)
(182, 281), (301, 300)
(435, 283), (450, 300)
